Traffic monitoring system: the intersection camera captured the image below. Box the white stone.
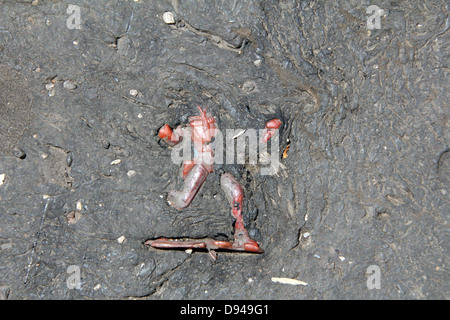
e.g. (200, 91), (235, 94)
(162, 12), (175, 24)
(63, 80), (77, 90)
(271, 277), (308, 286)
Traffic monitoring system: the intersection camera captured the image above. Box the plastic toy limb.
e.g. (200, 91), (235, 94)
(167, 164), (209, 210)
(158, 124), (183, 147)
(144, 238), (234, 262)
(145, 236), (261, 262)
(146, 173), (263, 261)
(261, 118), (282, 143)
(220, 173), (263, 253)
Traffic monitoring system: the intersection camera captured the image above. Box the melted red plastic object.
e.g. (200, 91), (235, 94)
(220, 173), (264, 253)
(158, 124), (183, 147)
(158, 124), (172, 139)
(167, 164), (209, 210)
(262, 118), (282, 143)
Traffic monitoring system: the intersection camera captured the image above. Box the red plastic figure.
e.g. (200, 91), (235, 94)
(146, 106), (281, 261)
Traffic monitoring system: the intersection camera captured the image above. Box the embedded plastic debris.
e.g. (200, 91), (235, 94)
(148, 106), (281, 261)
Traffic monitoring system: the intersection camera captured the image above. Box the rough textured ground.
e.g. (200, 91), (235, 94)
(0, 0), (448, 299)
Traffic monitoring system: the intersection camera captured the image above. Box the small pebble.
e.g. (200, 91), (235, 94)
(63, 80), (77, 90)
(242, 81), (256, 92)
(102, 140), (110, 149)
(338, 256), (346, 261)
(66, 211), (81, 225)
(0, 286), (10, 300)
(110, 159), (122, 165)
(0, 174), (5, 186)
(45, 83), (54, 91)
(117, 236), (126, 244)
(129, 89), (138, 97)
(253, 59), (262, 67)
(185, 248), (193, 254)
(93, 284), (101, 291)
(66, 152), (73, 167)
(162, 12), (175, 24)
(45, 83), (56, 97)
(0, 243), (12, 250)
(127, 170), (136, 177)
(12, 147), (26, 159)
(210, 35), (220, 43)
(126, 124), (135, 133)
(76, 201), (82, 211)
